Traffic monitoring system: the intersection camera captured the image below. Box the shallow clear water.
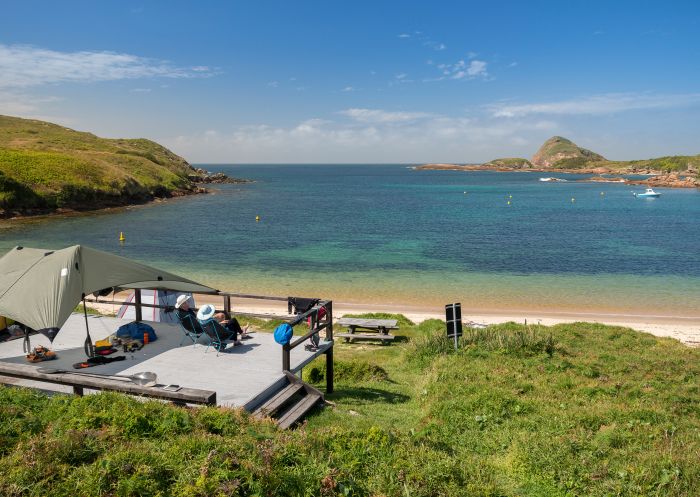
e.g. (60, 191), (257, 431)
(2, 165), (699, 316)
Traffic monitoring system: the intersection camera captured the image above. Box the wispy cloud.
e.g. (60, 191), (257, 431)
(339, 108), (433, 123)
(341, 86), (356, 92)
(267, 81), (279, 87)
(0, 44), (215, 89)
(130, 88), (152, 93)
(437, 59), (489, 80)
(398, 33), (411, 38)
(490, 92), (700, 118)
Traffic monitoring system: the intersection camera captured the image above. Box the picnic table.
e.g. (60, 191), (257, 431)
(335, 318), (398, 345)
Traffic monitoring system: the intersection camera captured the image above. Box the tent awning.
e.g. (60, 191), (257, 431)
(0, 245), (218, 340)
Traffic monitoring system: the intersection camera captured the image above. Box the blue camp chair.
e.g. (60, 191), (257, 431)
(199, 318), (237, 356)
(174, 311), (210, 347)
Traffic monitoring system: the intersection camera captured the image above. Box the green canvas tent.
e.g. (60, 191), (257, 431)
(0, 245), (217, 341)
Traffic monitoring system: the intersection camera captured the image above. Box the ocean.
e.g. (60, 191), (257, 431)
(2, 164), (699, 316)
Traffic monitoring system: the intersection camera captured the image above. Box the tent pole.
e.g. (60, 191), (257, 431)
(82, 296), (94, 357)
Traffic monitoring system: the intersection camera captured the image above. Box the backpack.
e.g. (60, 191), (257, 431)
(116, 321), (157, 342)
(273, 323), (293, 345)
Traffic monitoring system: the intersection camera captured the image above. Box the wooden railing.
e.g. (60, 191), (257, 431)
(85, 290), (335, 394)
(282, 300), (333, 394)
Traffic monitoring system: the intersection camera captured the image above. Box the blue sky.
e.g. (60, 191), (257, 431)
(1, 0), (699, 163)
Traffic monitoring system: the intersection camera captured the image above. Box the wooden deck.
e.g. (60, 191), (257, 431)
(0, 314), (332, 407)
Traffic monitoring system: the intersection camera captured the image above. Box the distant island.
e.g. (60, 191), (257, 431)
(416, 136), (700, 188)
(0, 115), (250, 218)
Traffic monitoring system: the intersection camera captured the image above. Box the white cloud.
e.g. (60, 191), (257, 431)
(339, 108), (433, 123)
(341, 86), (355, 92)
(398, 33), (411, 38)
(267, 81), (279, 87)
(130, 88), (151, 93)
(436, 59), (489, 80)
(490, 92), (700, 118)
(0, 44), (214, 89)
(466, 60), (487, 77)
(395, 73), (407, 80)
(163, 109), (557, 162)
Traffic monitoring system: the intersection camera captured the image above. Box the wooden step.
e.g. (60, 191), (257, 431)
(277, 393), (323, 430)
(253, 382), (304, 417)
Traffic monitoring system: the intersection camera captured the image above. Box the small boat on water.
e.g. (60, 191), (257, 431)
(633, 188), (661, 198)
(539, 177), (567, 182)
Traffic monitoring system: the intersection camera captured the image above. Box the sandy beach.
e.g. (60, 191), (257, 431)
(87, 294), (700, 347)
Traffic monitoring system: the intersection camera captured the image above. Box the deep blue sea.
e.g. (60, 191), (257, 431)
(2, 165), (699, 316)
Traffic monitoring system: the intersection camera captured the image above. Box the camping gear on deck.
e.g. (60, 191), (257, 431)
(0, 245), (217, 346)
(38, 367), (158, 386)
(26, 345), (56, 363)
(116, 321), (157, 343)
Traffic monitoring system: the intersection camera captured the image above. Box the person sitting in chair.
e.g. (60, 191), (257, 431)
(175, 295), (205, 335)
(196, 303), (250, 346)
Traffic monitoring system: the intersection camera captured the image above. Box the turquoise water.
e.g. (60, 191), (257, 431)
(2, 165), (699, 316)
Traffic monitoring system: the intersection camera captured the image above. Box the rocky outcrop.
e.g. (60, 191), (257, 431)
(531, 136), (605, 168)
(188, 168), (253, 184)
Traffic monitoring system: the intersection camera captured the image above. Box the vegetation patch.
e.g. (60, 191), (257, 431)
(1, 317), (700, 496)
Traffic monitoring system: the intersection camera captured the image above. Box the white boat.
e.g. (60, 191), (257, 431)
(539, 177), (567, 182)
(633, 188), (661, 198)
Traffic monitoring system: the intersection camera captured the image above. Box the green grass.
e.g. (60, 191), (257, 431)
(1, 316), (699, 496)
(0, 115), (196, 211)
(484, 157), (534, 168)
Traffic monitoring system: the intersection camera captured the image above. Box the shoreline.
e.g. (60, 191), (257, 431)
(88, 295), (700, 347)
(414, 164), (700, 188)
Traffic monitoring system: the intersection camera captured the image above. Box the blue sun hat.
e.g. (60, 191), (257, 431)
(196, 304), (217, 322)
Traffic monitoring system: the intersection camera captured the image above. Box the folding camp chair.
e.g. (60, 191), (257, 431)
(174, 311), (210, 348)
(199, 319), (237, 356)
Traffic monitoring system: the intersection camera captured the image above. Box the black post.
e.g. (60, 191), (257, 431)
(134, 289), (142, 322)
(282, 344), (290, 371)
(326, 300), (334, 394)
(224, 294), (231, 317)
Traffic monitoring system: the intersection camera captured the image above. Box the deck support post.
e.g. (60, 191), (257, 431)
(282, 344), (291, 371)
(73, 386), (84, 396)
(326, 301), (334, 394)
(224, 294), (231, 317)
(134, 289), (142, 322)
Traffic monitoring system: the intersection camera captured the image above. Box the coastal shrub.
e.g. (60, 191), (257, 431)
(307, 359), (388, 384)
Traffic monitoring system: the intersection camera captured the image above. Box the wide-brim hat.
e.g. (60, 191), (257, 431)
(175, 294), (190, 309)
(196, 304), (216, 321)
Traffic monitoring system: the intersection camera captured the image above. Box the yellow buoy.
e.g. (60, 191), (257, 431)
(255, 215), (260, 222)
(509, 195), (512, 198)
(119, 231), (125, 242)
(507, 200), (511, 205)
(571, 197), (575, 203)
(600, 192), (605, 196)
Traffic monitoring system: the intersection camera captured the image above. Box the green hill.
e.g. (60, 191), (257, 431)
(0, 115), (200, 215)
(484, 157), (533, 169)
(531, 136), (606, 168)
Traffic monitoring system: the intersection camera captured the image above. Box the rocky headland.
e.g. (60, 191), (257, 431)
(0, 115), (251, 218)
(416, 136), (700, 188)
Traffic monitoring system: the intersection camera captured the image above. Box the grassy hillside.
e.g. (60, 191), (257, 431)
(484, 157), (533, 169)
(531, 136), (606, 168)
(1, 317), (698, 496)
(0, 115), (197, 213)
